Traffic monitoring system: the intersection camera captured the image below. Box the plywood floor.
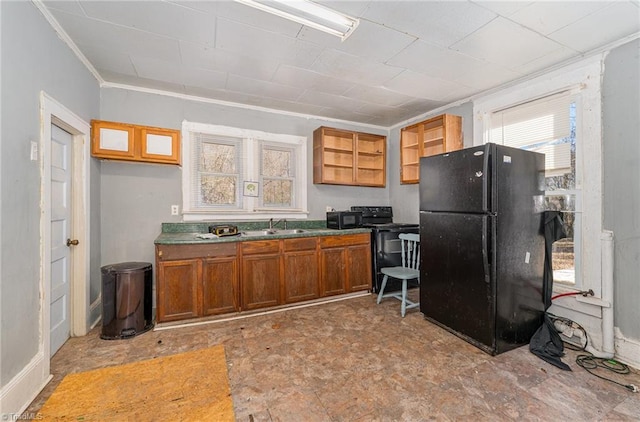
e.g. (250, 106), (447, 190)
(26, 291), (640, 421)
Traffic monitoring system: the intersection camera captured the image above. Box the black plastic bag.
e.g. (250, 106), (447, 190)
(530, 314), (571, 371)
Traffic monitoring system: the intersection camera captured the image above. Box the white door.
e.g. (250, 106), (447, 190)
(50, 124), (73, 356)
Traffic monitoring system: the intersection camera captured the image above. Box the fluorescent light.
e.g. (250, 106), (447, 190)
(234, 0), (359, 40)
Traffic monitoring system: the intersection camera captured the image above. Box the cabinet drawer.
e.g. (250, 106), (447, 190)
(283, 237), (317, 252)
(241, 239), (280, 255)
(157, 243), (237, 261)
(319, 233), (370, 248)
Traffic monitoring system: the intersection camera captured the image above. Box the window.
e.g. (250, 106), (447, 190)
(182, 122), (308, 220)
(473, 56), (604, 301)
(490, 92), (579, 285)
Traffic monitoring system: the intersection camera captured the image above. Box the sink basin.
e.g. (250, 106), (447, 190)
(275, 229), (306, 234)
(240, 229), (306, 237)
(241, 230), (277, 236)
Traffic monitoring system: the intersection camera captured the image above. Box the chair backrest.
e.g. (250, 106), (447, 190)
(398, 233), (420, 270)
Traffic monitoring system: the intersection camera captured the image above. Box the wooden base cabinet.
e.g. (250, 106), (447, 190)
(319, 233), (371, 296)
(156, 243), (239, 323)
(283, 238), (319, 303)
(156, 259), (200, 322)
(202, 256), (238, 316)
(156, 233), (371, 322)
(346, 244), (372, 292)
(241, 240), (281, 310)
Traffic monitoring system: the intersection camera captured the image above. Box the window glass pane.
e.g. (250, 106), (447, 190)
(201, 142), (236, 173)
(200, 175), (236, 205)
(263, 148), (292, 177)
(263, 179), (292, 207)
(492, 96), (577, 286)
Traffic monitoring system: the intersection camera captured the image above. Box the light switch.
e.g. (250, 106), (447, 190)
(30, 141), (38, 161)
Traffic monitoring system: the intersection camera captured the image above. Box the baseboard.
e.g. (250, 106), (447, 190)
(89, 295), (102, 330)
(0, 351), (51, 416)
(615, 328), (640, 369)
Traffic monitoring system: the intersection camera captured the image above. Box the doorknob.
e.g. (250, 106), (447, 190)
(66, 238), (79, 247)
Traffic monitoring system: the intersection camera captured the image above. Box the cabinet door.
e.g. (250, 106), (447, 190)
(283, 238), (319, 303)
(91, 120), (135, 160)
(241, 240), (282, 310)
(319, 247), (347, 296)
(347, 244), (372, 292)
(156, 259), (200, 322)
(202, 256), (239, 316)
(140, 126), (181, 164)
(241, 254), (281, 310)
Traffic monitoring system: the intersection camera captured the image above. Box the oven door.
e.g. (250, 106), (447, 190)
(371, 226), (419, 292)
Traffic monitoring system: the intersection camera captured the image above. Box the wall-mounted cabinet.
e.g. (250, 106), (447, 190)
(400, 114), (462, 184)
(313, 127), (386, 187)
(91, 120), (181, 165)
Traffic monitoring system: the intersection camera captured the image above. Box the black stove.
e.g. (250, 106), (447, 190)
(350, 206), (419, 292)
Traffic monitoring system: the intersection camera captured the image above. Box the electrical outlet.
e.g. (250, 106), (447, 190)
(326, 206), (333, 212)
(171, 205), (179, 216)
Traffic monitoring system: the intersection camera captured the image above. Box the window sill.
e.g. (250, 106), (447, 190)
(182, 210), (309, 222)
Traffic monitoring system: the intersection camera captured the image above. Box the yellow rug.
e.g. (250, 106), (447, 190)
(39, 345), (235, 421)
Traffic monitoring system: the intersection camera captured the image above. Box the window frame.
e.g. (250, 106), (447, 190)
(489, 91), (581, 287)
(182, 121), (308, 221)
(472, 56), (604, 316)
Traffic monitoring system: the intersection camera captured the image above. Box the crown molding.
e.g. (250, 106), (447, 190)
(32, 0), (104, 85)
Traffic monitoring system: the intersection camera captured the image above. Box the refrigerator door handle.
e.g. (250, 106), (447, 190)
(482, 217), (490, 284)
(482, 143), (490, 212)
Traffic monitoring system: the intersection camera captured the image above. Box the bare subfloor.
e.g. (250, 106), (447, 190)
(26, 292), (640, 421)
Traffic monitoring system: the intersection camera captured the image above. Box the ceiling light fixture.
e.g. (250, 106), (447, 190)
(234, 0), (359, 40)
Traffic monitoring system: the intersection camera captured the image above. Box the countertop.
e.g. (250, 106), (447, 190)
(154, 222), (371, 245)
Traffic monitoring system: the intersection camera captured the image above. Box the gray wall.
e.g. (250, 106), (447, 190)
(602, 38), (640, 342)
(388, 102), (474, 224)
(0, 2), (100, 386)
(98, 89), (390, 267)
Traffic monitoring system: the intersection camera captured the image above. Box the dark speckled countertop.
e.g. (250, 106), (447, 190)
(154, 220), (371, 244)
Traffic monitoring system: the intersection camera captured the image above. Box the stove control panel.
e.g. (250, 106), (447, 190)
(350, 206), (393, 218)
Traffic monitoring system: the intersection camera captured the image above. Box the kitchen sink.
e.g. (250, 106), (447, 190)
(240, 229), (306, 237)
(241, 230), (277, 236)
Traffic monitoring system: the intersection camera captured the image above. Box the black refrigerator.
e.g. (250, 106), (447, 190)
(419, 143), (546, 355)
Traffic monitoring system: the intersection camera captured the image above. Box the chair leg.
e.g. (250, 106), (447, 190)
(400, 279), (408, 317)
(377, 275), (389, 304)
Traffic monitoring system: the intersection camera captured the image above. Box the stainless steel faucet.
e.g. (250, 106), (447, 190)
(269, 218), (287, 230)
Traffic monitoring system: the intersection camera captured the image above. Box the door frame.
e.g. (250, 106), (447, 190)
(40, 92), (91, 368)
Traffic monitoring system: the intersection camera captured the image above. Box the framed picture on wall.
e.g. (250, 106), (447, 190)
(243, 181), (259, 197)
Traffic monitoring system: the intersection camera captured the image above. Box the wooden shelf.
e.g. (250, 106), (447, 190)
(314, 126), (386, 187)
(325, 163), (354, 169)
(400, 114), (462, 184)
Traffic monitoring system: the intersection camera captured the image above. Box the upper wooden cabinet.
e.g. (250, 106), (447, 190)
(313, 127), (386, 187)
(91, 120), (181, 165)
(400, 114), (463, 184)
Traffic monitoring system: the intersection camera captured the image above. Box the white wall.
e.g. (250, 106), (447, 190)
(0, 0), (100, 408)
(98, 88), (390, 267)
(602, 38), (640, 351)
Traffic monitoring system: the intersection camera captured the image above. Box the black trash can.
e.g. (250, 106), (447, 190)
(101, 262), (153, 340)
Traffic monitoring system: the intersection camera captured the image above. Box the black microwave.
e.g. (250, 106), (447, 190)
(326, 211), (363, 229)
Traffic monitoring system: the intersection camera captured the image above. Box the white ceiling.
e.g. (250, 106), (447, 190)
(40, 0), (640, 127)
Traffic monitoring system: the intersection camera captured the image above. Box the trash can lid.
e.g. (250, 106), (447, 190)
(101, 262), (152, 273)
